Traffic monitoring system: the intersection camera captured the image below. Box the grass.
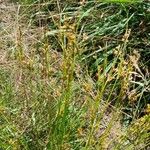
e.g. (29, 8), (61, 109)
(0, 0), (150, 149)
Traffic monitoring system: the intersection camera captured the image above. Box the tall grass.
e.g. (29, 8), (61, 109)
(0, 0), (149, 149)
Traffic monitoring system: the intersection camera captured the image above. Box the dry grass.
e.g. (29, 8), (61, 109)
(0, 0), (149, 149)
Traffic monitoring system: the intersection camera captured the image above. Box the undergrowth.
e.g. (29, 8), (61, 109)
(0, 0), (150, 149)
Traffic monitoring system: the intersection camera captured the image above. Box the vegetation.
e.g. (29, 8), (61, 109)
(0, 0), (149, 149)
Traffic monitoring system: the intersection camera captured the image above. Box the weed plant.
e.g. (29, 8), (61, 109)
(0, 0), (150, 149)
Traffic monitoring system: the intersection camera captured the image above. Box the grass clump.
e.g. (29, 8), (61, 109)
(0, 0), (150, 149)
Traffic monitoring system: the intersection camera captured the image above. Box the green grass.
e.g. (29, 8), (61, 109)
(0, 0), (150, 149)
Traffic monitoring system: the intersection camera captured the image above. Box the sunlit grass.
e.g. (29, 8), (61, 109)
(0, 0), (149, 149)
